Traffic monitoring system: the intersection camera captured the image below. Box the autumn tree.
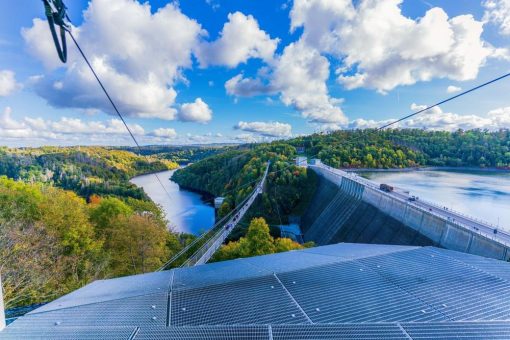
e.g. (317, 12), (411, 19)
(106, 214), (171, 276)
(212, 217), (312, 262)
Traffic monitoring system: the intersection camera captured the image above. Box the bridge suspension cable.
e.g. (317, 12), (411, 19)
(174, 70), (510, 207)
(157, 161), (270, 270)
(156, 189), (254, 270)
(41, 0), (510, 261)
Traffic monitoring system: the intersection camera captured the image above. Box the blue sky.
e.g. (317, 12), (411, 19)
(1, 0), (510, 146)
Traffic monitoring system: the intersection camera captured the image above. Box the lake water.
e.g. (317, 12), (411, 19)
(130, 170), (215, 235)
(361, 170), (510, 231)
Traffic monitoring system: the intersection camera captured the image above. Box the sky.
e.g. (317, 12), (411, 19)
(1, 0), (510, 146)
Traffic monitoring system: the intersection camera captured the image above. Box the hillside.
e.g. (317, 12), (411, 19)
(0, 145), (225, 309)
(172, 128), (510, 240)
(0, 146), (180, 200)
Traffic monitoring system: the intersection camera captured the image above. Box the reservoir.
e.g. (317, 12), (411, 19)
(130, 169), (215, 235)
(361, 170), (510, 231)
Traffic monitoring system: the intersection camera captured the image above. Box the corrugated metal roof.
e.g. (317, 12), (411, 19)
(2, 243), (510, 339)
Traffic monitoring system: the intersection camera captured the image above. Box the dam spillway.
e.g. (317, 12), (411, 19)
(301, 164), (510, 261)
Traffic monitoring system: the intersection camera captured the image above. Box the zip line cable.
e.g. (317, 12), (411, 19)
(43, 0), (175, 203)
(143, 73), (510, 268)
(68, 16), (510, 228)
(162, 69), (510, 215)
(43, 0), (510, 260)
(63, 29), (175, 203)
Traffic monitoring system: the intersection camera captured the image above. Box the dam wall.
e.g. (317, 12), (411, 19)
(302, 167), (510, 261)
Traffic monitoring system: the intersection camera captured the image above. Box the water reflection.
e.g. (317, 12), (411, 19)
(361, 170), (510, 231)
(130, 170), (215, 235)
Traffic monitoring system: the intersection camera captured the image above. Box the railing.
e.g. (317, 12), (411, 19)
(182, 162), (271, 267)
(310, 163), (510, 247)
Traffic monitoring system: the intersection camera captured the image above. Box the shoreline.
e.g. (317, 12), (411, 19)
(173, 183), (215, 206)
(130, 168), (215, 206)
(344, 166), (510, 173)
(130, 167), (179, 180)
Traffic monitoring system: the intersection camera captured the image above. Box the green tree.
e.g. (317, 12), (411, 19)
(239, 217), (275, 256)
(212, 217), (308, 262)
(106, 214), (170, 276)
(89, 197), (132, 231)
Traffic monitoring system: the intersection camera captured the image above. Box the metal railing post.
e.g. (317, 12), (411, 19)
(0, 272), (5, 331)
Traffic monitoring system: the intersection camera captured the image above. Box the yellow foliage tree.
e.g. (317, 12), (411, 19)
(212, 217), (313, 262)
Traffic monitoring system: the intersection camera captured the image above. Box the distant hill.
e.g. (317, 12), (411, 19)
(172, 128), (510, 240)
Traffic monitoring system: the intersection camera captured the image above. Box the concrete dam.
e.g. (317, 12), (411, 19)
(301, 163), (510, 261)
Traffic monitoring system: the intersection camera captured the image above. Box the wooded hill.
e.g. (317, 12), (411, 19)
(0, 145), (216, 309)
(172, 128), (510, 241)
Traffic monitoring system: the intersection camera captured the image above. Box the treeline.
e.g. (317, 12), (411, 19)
(0, 146), (179, 200)
(0, 177), (183, 309)
(173, 128), (510, 240)
(117, 145), (230, 164)
(286, 129), (510, 169)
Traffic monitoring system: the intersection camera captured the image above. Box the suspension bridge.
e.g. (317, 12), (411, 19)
(158, 161), (270, 269)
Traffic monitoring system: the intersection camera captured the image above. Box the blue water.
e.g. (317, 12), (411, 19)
(361, 170), (510, 231)
(130, 170), (215, 235)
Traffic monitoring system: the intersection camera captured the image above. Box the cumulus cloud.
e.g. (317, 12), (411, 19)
(0, 106), (157, 146)
(235, 121), (292, 137)
(148, 128), (177, 139)
(0, 70), (21, 96)
(447, 85), (462, 93)
(291, 0), (494, 93)
(484, 0), (510, 35)
(272, 42), (347, 124)
(349, 104), (510, 131)
(225, 74), (275, 97)
(22, 0), (204, 120)
(196, 12), (279, 68)
(226, 41), (347, 124)
(410, 103), (443, 115)
(178, 98), (213, 123)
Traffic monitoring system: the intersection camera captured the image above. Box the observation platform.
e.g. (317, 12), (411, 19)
(2, 243), (510, 339)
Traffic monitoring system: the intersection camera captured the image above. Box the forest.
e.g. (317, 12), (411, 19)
(172, 143), (319, 240)
(2, 128), (510, 308)
(290, 129), (510, 169)
(0, 145), (215, 309)
(0, 146), (179, 200)
(0, 176), (182, 309)
(117, 145), (230, 164)
(173, 128), (510, 242)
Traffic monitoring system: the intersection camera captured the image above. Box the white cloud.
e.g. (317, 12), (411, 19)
(225, 74), (275, 97)
(149, 128), (177, 139)
(484, 0), (510, 35)
(291, 0), (494, 93)
(195, 12), (279, 68)
(349, 104), (510, 131)
(178, 98), (213, 123)
(0, 107), (152, 146)
(234, 133), (260, 143)
(410, 103), (442, 115)
(0, 70), (21, 96)
(226, 41), (347, 124)
(22, 0), (204, 120)
(447, 85), (462, 93)
(272, 41), (347, 124)
(49, 117), (145, 135)
(235, 121), (292, 137)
